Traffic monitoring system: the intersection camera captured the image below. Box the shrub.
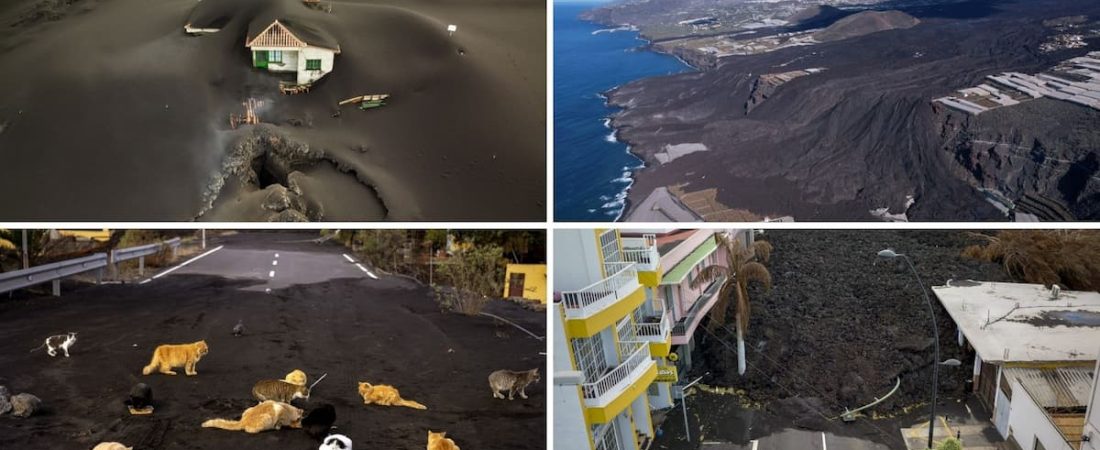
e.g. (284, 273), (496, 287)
(937, 437), (962, 450)
(435, 244), (504, 315)
(961, 230), (1100, 290)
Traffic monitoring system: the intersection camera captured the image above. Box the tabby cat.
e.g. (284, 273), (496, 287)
(426, 431), (460, 450)
(253, 379), (310, 403)
(201, 400), (303, 433)
(30, 332), (77, 358)
(142, 340), (208, 376)
(488, 368), (540, 400)
(92, 443), (132, 450)
(357, 382), (426, 410)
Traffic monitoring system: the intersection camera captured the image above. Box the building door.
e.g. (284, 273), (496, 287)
(508, 273), (526, 298)
(978, 361), (998, 411)
(254, 51), (269, 69)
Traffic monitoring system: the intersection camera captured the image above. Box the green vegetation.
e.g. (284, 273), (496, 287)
(937, 437), (963, 450)
(691, 233), (773, 375)
(962, 230), (1100, 290)
(328, 230), (544, 313)
(435, 244), (505, 315)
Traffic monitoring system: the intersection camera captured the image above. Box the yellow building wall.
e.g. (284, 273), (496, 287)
(58, 229), (111, 241)
(503, 264), (547, 303)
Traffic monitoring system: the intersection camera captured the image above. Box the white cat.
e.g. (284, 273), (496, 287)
(30, 332), (77, 357)
(320, 434), (352, 450)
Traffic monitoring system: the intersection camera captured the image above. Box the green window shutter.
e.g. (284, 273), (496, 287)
(306, 59), (322, 70)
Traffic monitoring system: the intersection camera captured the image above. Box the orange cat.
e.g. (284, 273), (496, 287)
(93, 443), (132, 450)
(357, 382), (427, 410)
(427, 431), (460, 450)
(284, 369), (307, 386)
(142, 341), (208, 376)
(201, 400), (303, 433)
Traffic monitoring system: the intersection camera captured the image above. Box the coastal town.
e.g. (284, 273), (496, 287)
(553, 229), (1100, 450)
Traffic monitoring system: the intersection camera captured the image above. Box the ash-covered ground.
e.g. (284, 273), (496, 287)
(681, 230), (1011, 447)
(0, 233), (545, 449)
(600, 0), (1100, 221)
(0, 0), (545, 221)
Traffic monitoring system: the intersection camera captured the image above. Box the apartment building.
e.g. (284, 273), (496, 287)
(624, 228), (753, 370)
(553, 229), (676, 450)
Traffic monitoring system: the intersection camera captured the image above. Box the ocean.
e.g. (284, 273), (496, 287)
(553, 2), (691, 221)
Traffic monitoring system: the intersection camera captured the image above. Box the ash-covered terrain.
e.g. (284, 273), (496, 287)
(585, 0), (1100, 221)
(0, 0), (545, 221)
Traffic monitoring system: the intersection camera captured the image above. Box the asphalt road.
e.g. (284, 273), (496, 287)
(0, 232), (546, 450)
(701, 430), (890, 450)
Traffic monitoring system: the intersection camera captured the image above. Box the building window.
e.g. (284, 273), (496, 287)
(599, 230), (621, 265)
(1034, 438), (1046, 450)
(571, 333), (607, 382)
(269, 50), (283, 63)
(306, 59), (322, 70)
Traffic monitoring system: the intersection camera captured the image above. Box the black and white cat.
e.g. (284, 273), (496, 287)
(30, 332), (77, 357)
(320, 434), (352, 450)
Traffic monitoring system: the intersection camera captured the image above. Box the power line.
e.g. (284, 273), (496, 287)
(699, 326), (907, 448)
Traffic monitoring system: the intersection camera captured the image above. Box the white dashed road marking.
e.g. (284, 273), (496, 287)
(140, 245), (224, 284)
(268, 270), (275, 278)
(272, 260), (278, 266)
(342, 253), (355, 263)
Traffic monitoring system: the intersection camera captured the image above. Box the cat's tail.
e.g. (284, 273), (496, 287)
(141, 355), (159, 375)
(28, 343), (46, 353)
(201, 418), (244, 430)
(397, 399), (427, 410)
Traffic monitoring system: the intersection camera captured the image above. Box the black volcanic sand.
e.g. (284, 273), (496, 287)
(689, 230), (1011, 442)
(0, 0), (545, 221)
(0, 275), (545, 449)
(605, 0), (1100, 221)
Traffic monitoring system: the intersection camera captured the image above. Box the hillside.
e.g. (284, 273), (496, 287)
(813, 10), (920, 42)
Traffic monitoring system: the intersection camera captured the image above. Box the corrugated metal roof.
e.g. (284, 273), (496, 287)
(1004, 366), (1095, 409)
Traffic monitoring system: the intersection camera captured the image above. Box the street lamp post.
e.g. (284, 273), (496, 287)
(679, 374), (707, 443)
(878, 249), (943, 450)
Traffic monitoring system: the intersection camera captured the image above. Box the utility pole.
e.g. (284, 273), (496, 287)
(21, 230), (29, 270)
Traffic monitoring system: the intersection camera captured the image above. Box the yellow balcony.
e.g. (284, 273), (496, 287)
(581, 342), (658, 424)
(561, 262), (645, 338)
(623, 235), (662, 288)
(633, 310), (672, 357)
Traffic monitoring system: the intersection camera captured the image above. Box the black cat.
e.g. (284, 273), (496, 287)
(301, 403), (336, 440)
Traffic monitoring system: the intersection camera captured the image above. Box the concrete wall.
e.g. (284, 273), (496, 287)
(251, 46), (299, 73)
(1007, 376), (1075, 450)
(555, 230), (604, 292)
(297, 46), (336, 84)
(553, 304), (593, 449)
(554, 382), (593, 450)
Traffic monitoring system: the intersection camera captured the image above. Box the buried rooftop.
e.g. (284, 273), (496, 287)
(932, 280), (1100, 363)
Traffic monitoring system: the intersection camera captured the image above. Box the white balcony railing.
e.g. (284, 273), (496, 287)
(634, 310), (671, 341)
(581, 342), (653, 404)
(561, 262), (639, 318)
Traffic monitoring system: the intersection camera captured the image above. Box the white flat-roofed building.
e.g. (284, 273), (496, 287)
(933, 281), (1100, 449)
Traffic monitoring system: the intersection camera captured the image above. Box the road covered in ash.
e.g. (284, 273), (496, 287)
(0, 232), (545, 450)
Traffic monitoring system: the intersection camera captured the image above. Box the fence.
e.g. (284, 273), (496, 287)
(1, 238), (183, 297)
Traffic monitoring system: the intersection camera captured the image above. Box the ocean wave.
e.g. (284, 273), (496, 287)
(591, 25), (637, 35)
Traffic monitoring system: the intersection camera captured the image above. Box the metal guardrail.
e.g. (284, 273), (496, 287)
(0, 253), (108, 296)
(110, 238), (181, 277)
(1, 238), (183, 297)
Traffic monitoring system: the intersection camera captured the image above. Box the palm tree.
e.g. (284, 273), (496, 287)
(690, 233), (773, 375)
